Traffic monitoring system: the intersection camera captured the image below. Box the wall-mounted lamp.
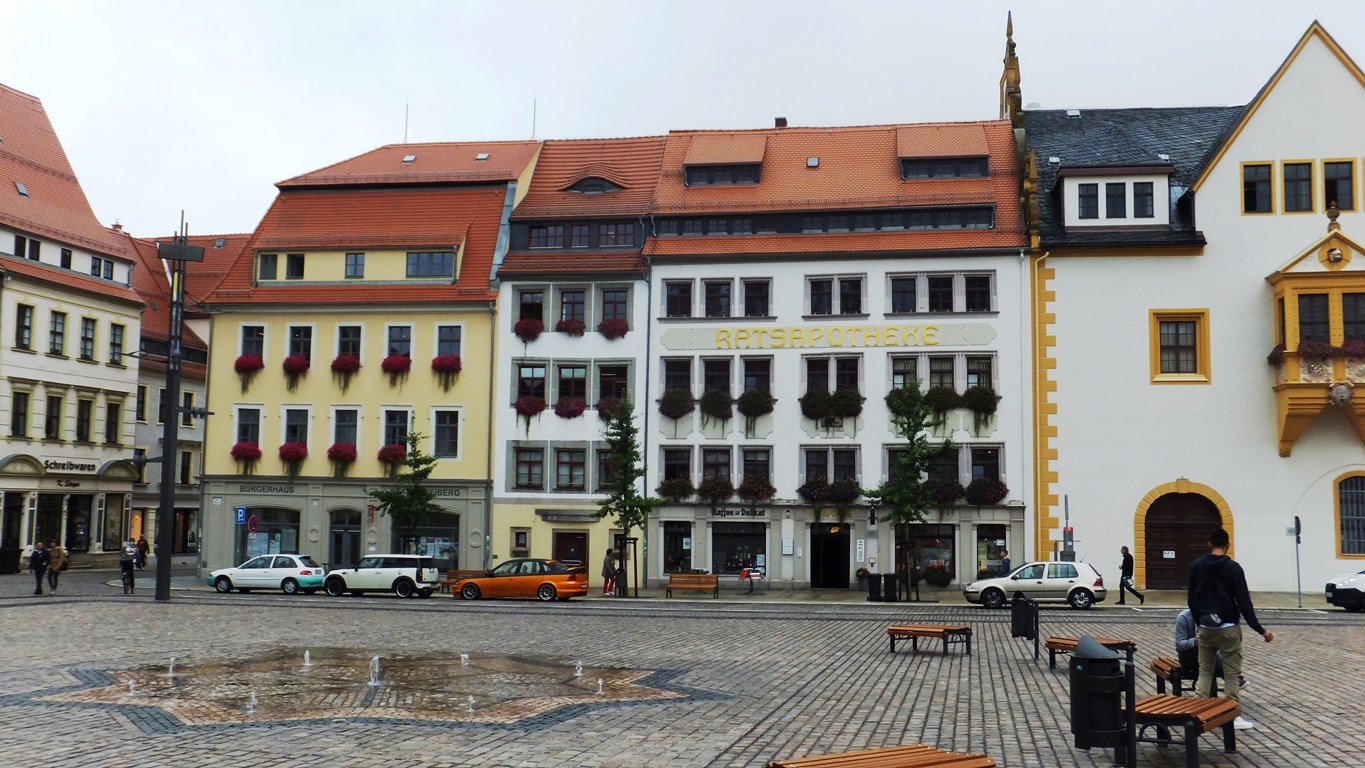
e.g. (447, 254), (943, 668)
(868, 504), (878, 526)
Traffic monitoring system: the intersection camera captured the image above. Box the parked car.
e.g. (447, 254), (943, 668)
(963, 560), (1107, 609)
(323, 554), (440, 598)
(1325, 569), (1365, 611)
(208, 554), (326, 595)
(454, 558), (589, 601)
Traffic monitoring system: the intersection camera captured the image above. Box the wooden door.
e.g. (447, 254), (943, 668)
(554, 531), (588, 568)
(1144, 493), (1221, 589)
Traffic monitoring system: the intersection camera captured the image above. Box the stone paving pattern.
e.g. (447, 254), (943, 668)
(4, 569), (1362, 767)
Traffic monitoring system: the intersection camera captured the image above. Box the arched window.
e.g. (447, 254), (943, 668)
(1339, 475), (1365, 556)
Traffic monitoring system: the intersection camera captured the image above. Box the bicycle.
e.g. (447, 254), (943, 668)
(121, 561), (135, 594)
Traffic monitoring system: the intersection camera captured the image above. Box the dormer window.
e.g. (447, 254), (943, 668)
(569, 177), (620, 194)
(900, 157), (988, 180)
(684, 164), (760, 186)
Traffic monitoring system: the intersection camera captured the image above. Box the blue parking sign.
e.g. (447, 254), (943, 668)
(235, 506), (247, 525)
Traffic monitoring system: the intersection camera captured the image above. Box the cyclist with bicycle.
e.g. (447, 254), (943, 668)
(119, 538), (139, 593)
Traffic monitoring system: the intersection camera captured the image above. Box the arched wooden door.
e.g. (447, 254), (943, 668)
(1143, 493), (1220, 589)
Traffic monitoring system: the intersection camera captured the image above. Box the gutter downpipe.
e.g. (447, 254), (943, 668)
(483, 181), (518, 568)
(1018, 246), (1030, 561)
(641, 230), (654, 587)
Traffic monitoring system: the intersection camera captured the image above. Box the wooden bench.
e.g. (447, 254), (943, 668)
(666, 572), (718, 598)
(1150, 656), (1222, 697)
(1131, 694), (1238, 768)
(767, 743), (996, 767)
(887, 624), (973, 655)
(438, 569), (485, 594)
(1043, 635), (1136, 668)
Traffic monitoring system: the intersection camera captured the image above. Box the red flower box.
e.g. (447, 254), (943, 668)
(554, 397), (586, 419)
(327, 442), (358, 463)
(381, 354), (412, 374)
(231, 441), (262, 461)
(514, 318), (544, 342)
(515, 395), (547, 417)
(555, 318), (586, 336)
(282, 355), (311, 376)
(431, 354), (463, 373)
(377, 443), (407, 464)
(331, 354), (361, 374)
(597, 317), (629, 340)
(595, 396), (621, 421)
(234, 354), (264, 373)
(278, 442), (309, 464)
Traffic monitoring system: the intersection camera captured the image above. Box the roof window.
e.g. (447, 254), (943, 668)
(684, 164), (760, 187)
(569, 177), (620, 195)
(214, 238), (226, 248)
(401, 155), (416, 163)
(15, 181), (28, 197)
(901, 157), (988, 180)
(475, 152), (490, 161)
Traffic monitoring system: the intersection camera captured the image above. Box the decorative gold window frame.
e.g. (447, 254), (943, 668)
(1149, 309), (1211, 384)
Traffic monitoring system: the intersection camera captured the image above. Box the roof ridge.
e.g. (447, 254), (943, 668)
(668, 119), (1010, 136)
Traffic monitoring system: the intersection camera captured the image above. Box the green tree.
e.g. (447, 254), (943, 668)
(865, 384), (955, 526)
(368, 428), (441, 543)
(596, 397), (662, 595)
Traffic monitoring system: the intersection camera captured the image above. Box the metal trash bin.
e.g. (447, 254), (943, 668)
(1011, 596), (1039, 639)
(0, 547), (19, 574)
(865, 574), (882, 602)
(1069, 636), (1125, 750)
(882, 573), (900, 602)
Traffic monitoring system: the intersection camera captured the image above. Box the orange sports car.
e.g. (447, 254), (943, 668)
(454, 558), (589, 601)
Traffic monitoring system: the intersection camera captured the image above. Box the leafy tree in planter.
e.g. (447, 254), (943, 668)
(368, 427), (441, 546)
(597, 397), (662, 596)
(865, 384), (956, 526)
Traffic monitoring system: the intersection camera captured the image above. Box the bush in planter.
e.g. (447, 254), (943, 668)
(1343, 340), (1365, 358)
(554, 396), (586, 419)
(234, 354), (265, 374)
(597, 317), (630, 340)
(699, 390), (733, 424)
(659, 388), (695, 420)
(830, 388), (865, 418)
(555, 318), (585, 336)
(922, 386), (963, 416)
(595, 396), (621, 421)
(278, 441), (308, 478)
(514, 318), (544, 342)
(377, 443), (406, 475)
(799, 389), (833, 420)
(925, 478), (965, 505)
(696, 477), (734, 505)
(964, 477), (1009, 505)
(737, 475), (777, 503)
(922, 563), (953, 588)
(657, 476), (694, 502)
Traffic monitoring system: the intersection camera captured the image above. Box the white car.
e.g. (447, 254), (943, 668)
(208, 554), (326, 595)
(323, 554), (440, 598)
(1325, 569), (1365, 612)
(962, 560), (1108, 609)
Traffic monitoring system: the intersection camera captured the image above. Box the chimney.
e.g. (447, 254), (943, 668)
(774, 117), (788, 128)
(112, 221), (123, 232)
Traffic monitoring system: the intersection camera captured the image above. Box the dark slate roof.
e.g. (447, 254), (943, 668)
(1023, 106), (1245, 248)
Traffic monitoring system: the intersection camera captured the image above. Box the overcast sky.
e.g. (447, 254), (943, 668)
(6, 0), (1365, 238)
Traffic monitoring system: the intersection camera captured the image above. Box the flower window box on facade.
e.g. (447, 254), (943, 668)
(331, 354), (361, 392)
(699, 390), (733, 424)
(658, 477), (695, 502)
(925, 478), (966, 506)
(381, 354), (411, 386)
(595, 396), (621, 422)
(515, 395), (547, 435)
(231, 441), (262, 474)
(597, 317), (629, 340)
(514, 318), (544, 343)
(555, 318), (585, 336)
(736, 389), (775, 437)
(659, 389), (695, 420)
(327, 442), (357, 477)
(696, 477), (735, 506)
(737, 475), (776, 503)
(961, 385), (999, 431)
(431, 354), (462, 391)
(377, 443), (407, 476)
(234, 354), (264, 392)
(922, 386), (964, 420)
(964, 477), (1009, 506)
(554, 396), (586, 419)
(278, 442), (308, 479)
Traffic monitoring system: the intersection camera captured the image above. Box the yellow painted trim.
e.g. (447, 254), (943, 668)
(1239, 161), (1276, 215)
(1149, 309), (1211, 384)
(1335, 471), (1365, 559)
(1132, 478), (1235, 589)
(1194, 23), (1365, 194)
(1281, 159), (1317, 214)
(1321, 158), (1358, 212)
(1031, 253), (1060, 560)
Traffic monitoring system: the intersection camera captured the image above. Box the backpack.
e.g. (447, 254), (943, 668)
(122, 542), (138, 560)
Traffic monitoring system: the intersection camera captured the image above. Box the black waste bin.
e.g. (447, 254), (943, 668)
(865, 574), (882, 602)
(882, 573), (900, 602)
(1069, 636), (1125, 750)
(0, 547), (19, 574)
(1011, 596), (1039, 639)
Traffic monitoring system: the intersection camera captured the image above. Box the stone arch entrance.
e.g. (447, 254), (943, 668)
(1142, 493), (1221, 589)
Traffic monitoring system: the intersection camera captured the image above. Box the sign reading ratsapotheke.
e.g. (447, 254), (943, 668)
(658, 322), (996, 352)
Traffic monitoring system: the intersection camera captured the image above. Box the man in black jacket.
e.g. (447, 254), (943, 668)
(28, 541), (49, 596)
(1118, 546), (1144, 605)
(1188, 527), (1273, 729)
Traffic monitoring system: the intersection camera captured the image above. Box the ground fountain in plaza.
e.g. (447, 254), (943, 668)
(167, 657), (176, 680)
(302, 650), (311, 669)
(368, 655), (381, 687)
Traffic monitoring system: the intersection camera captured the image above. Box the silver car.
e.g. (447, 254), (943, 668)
(962, 560), (1108, 609)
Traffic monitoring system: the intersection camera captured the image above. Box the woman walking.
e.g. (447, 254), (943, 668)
(601, 548), (616, 596)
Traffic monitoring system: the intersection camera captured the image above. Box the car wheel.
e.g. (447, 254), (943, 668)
(325, 578), (346, 597)
(1344, 603), (1364, 613)
(302, 588), (317, 595)
(214, 576), (233, 593)
(981, 588), (1006, 610)
(281, 578), (300, 595)
(460, 583), (482, 600)
(394, 580), (416, 599)
(1068, 589), (1095, 609)
(537, 584), (557, 602)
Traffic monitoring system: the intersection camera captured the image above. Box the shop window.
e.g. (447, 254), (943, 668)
(976, 523), (1008, 579)
(663, 521), (693, 573)
(235, 507), (300, 562)
(900, 523), (955, 577)
(713, 522), (765, 574)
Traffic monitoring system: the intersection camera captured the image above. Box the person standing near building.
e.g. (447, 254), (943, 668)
(601, 548), (616, 596)
(1188, 527), (1272, 730)
(136, 535), (149, 569)
(1118, 545), (1145, 605)
(999, 550), (1011, 576)
(28, 541), (50, 596)
(45, 539), (66, 594)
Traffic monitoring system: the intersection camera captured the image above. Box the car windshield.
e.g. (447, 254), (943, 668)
(299, 555), (322, 568)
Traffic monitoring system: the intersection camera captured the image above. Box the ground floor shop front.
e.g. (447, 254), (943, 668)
(0, 454), (140, 570)
(199, 476), (489, 575)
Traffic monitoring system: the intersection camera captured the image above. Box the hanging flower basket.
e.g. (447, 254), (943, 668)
(657, 477), (695, 502)
(964, 477), (1009, 505)
(278, 441), (308, 479)
(830, 388), (865, 418)
(922, 386), (963, 419)
(431, 354), (463, 391)
(377, 443), (406, 476)
(737, 389), (776, 437)
(799, 390), (833, 420)
(515, 395), (547, 435)
(595, 396), (622, 422)
(696, 477), (734, 505)
(699, 390), (733, 424)
(737, 475), (777, 503)
(925, 478), (966, 506)
(597, 317), (629, 340)
(282, 355), (310, 374)
(555, 318), (586, 336)
(235, 354), (264, 392)
(231, 441), (262, 475)
(1266, 344), (1286, 367)
(514, 318), (544, 343)
(331, 354), (361, 392)
(327, 442), (357, 477)
(659, 389), (695, 420)
(962, 385), (999, 431)
(554, 396), (586, 419)
(381, 354), (411, 386)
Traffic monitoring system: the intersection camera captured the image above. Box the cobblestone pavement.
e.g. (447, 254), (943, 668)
(4, 569), (1361, 767)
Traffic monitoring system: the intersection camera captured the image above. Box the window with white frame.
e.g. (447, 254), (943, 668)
(807, 274), (864, 315)
(334, 408), (358, 445)
(433, 410), (459, 458)
(241, 325), (264, 357)
(436, 325), (462, 356)
(283, 408), (309, 445)
(743, 279), (771, 317)
(79, 318), (96, 360)
(236, 407), (261, 444)
(665, 281), (693, 318)
(337, 325), (362, 358)
(383, 409), (409, 446)
(387, 325), (412, 357)
(288, 326), (313, 360)
(803, 446), (859, 483)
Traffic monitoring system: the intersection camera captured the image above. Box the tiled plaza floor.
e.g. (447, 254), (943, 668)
(4, 569), (1360, 767)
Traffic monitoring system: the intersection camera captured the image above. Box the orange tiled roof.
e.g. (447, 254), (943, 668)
(278, 141), (540, 188)
(0, 83), (127, 256)
(0, 253), (142, 304)
(513, 136), (665, 219)
(644, 229), (1023, 259)
(896, 124), (990, 158)
(682, 133), (767, 165)
(498, 250), (644, 278)
(117, 231), (208, 350)
(651, 121), (1020, 218)
(208, 185), (508, 305)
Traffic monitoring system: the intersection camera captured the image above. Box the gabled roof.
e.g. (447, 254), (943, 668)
(1194, 22), (1365, 194)
(496, 251), (644, 279)
(512, 136), (665, 219)
(1267, 217), (1365, 280)
(0, 253), (143, 305)
(1022, 106), (1244, 247)
(278, 141), (540, 188)
(206, 185), (508, 305)
(0, 83), (126, 256)
(115, 230), (208, 354)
